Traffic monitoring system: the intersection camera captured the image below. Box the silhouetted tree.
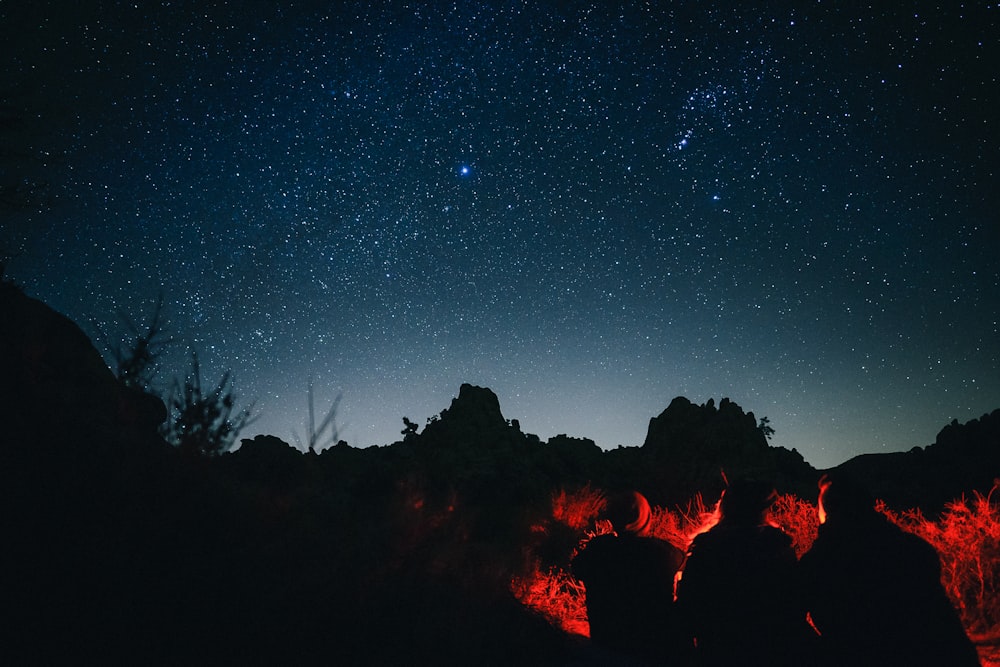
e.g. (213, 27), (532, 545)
(758, 416), (775, 440)
(96, 294), (170, 391)
(162, 351), (256, 456)
(401, 416), (420, 441)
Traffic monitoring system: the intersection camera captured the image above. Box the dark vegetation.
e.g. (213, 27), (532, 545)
(161, 350), (257, 457)
(2, 281), (998, 664)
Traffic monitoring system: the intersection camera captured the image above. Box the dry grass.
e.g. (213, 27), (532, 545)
(769, 492), (820, 559)
(650, 492), (721, 552)
(513, 483), (1000, 660)
(550, 484), (606, 531)
(512, 564), (590, 636)
(879, 481), (1000, 639)
(513, 487), (721, 636)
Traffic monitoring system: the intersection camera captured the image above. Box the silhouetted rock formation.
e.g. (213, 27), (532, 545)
(0, 281), (166, 445)
(607, 396), (817, 508)
(829, 409), (1000, 512)
(425, 382), (509, 436)
(538, 434), (605, 486)
(3, 285), (997, 662)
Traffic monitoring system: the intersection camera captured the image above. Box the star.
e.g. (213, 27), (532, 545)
(5, 1), (997, 468)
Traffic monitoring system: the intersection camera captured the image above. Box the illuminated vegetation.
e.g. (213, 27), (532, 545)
(512, 565), (589, 636)
(769, 491), (821, 559)
(513, 484), (1000, 664)
(879, 481), (1000, 639)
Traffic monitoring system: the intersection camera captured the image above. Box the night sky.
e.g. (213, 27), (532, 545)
(4, 1), (998, 469)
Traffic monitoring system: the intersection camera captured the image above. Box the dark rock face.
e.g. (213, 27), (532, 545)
(421, 382), (510, 441)
(619, 396), (817, 507)
(642, 396), (769, 458)
(830, 408), (1000, 512)
(406, 382), (543, 501)
(1, 282), (166, 444)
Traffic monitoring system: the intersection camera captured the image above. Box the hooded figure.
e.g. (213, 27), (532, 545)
(676, 479), (813, 666)
(571, 491), (687, 665)
(800, 475), (980, 666)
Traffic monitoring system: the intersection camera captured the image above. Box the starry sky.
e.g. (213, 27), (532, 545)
(4, 1), (998, 469)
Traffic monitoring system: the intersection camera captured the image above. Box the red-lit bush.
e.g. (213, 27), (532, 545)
(514, 488), (722, 635)
(511, 564), (589, 636)
(550, 484), (606, 531)
(515, 484), (1000, 654)
(769, 492), (820, 559)
(879, 482), (1000, 638)
(649, 492), (721, 552)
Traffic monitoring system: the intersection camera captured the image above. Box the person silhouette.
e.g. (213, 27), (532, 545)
(800, 474), (980, 666)
(675, 479), (812, 666)
(571, 490), (687, 665)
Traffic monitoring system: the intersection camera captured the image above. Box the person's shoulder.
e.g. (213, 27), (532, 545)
(684, 531), (709, 554)
(869, 518), (933, 551)
(572, 535), (610, 578)
(687, 526), (730, 549)
(573, 534), (618, 562)
(895, 528), (942, 566)
(685, 527), (739, 559)
(638, 535), (684, 558)
(759, 524), (793, 546)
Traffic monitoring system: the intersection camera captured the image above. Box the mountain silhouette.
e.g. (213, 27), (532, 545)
(2, 283), (997, 662)
(4, 281), (995, 511)
(1, 281), (166, 446)
(828, 409), (1000, 512)
(623, 395), (818, 507)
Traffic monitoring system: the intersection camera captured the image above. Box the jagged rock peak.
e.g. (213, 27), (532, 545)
(642, 395), (764, 452)
(437, 383), (507, 431)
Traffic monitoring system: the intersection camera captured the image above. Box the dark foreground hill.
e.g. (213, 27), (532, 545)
(2, 282), (997, 663)
(828, 410), (1000, 512)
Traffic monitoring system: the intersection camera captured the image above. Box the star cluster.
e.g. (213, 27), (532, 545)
(5, 1), (998, 467)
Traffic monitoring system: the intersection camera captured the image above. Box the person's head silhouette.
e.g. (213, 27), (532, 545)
(606, 490), (652, 536)
(816, 474), (876, 525)
(720, 479), (778, 526)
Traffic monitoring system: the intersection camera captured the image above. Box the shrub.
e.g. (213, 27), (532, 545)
(880, 482), (1000, 637)
(511, 564), (589, 636)
(550, 484), (606, 531)
(515, 488), (720, 636)
(769, 492), (820, 559)
(515, 484), (1000, 650)
(645, 492), (722, 553)
(161, 351), (256, 456)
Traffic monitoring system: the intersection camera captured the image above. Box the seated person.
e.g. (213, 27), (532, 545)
(676, 479), (812, 666)
(572, 490), (686, 665)
(800, 474), (980, 667)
